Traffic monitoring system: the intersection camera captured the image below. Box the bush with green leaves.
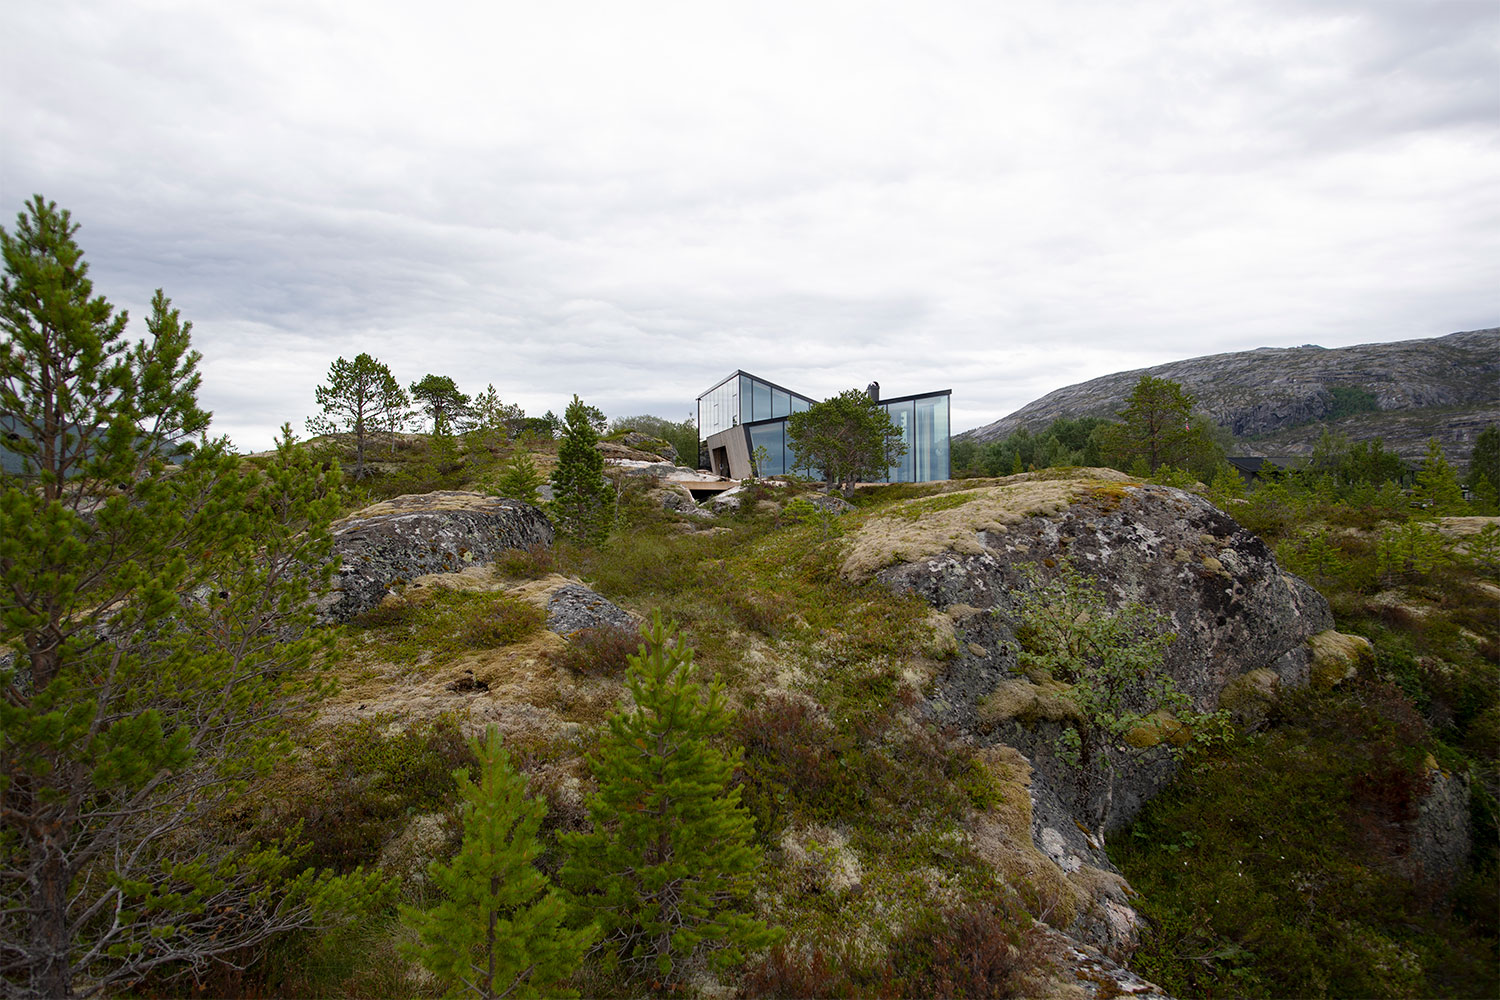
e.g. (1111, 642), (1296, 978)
(1009, 560), (1193, 839)
(560, 615), (779, 980)
(1114, 682), (1496, 1000)
(402, 726), (594, 999)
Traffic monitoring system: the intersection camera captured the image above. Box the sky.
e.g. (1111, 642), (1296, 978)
(3, 0), (1497, 452)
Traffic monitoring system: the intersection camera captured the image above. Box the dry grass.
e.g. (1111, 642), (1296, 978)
(1307, 628), (1376, 689)
(839, 471), (1140, 582)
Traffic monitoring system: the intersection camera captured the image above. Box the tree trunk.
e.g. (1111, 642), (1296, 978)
(30, 814), (75, 999)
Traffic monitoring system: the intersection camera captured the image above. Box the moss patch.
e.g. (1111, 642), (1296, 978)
(840, 472), (1140, 582)
(979, 677), (1081, 725)
(1307, 629), (1375, 690)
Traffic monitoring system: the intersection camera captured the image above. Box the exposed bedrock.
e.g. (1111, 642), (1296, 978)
(858, 474), (1336, 833)
(318, 491), (554, 623)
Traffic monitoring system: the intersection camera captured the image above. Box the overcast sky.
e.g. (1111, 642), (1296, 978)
(4, 0), (1497, 451)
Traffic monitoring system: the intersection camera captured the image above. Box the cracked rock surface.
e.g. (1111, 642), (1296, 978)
(319, 491), (553, 623)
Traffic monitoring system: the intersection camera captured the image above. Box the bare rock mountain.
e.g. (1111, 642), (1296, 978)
(962, 328), (1499, 462)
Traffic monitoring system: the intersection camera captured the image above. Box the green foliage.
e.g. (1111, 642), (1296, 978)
(549, 395), (613, 542)
(1326, 384), (1380, 420)
(1376, 520), (1455, 585)
(1114, 682), (1495, 1000)
(1461, 523), (1500, 579)
(1, 197), (382, 997)
(1414, 437), (1465, 515)
(607, 413), (698, 466)
(307, 352), (404, 478)
(1205, 463), (1247, 506)
(561, 616), (779, 980)
(409, 373), (471, 435)
(958, 416), (1109, 477)
(464, 383), (525, 439)
(292, 714), (475, 873)
(1100, 374), (1226, 478)
(779, 496), (818, 525)
(748, 443), (772, 482)
(786, 388), (906, 493)
(490, 449), (544, 505)
(1009, 560), (1190, 835)
(949, 437), (979, 477)
(402, 727), (594, 1000)
(351, 586), (545, 664)
(1471, 425), (1500, 487)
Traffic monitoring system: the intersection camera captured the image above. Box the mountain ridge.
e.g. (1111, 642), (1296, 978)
(960, 328), (1499, 462)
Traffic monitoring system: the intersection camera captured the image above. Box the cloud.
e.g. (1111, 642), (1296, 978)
(3, 0), (1496, 450)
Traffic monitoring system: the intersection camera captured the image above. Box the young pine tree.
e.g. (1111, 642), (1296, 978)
(1, 197), (383, 998)
(549, 395), (612, 542)
(402, 727), (593, 1000)
(561, 616), (779, 980)
(492, 450), (545, 505)
(1415, 437), (1465, 516)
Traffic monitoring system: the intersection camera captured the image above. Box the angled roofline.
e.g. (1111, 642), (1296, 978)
(696, 370), (817, 405)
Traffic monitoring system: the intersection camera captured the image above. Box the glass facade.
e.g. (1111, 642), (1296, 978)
(697, 371), (814, 440)
(699, 372), (950, 484)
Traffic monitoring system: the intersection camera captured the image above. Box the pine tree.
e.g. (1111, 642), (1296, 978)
(307, 352), (401, 478)
(785, 388), (905, 493)
(1107, 375), (1224, 478)
(560, 616), (779, 980)
(378, 367), (413, 455)
(549, 395), (612, 542)
(410, 374), (471, 435)
(402, 727), (593, 1000)
(492, 450), (544, 505)
(1468, 426), (1500, 512)
(1414, 437), (1464, 516)
(1, 197), (383, 998)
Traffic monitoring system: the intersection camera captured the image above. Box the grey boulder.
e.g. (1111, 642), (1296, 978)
(319, 491), (553, 623)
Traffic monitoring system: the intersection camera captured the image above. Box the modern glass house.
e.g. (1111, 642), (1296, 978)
(696, 371), (951, 483)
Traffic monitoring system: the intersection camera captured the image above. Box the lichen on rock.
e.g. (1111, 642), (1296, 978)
(319, 491), (554, 623)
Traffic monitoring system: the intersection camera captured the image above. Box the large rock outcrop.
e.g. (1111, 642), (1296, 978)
(843, 470), (1349, 960)
(319, 491), (553, 622)
(847, 471), (1336, 834)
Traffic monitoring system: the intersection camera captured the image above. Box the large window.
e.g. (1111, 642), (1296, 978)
(914, 393), (949, 482)
(698, 372), (814, 443)
(878, 392), (950, 483)
(698, 374), (742, 440)
(748, 422), (785, 476)
(698, 374), (946, 483)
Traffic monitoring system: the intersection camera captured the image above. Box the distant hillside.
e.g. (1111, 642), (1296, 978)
(960, 329), (1499, 463)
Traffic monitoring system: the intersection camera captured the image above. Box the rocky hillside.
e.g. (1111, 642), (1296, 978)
(291, 475), (1421, 995)
(961, 328), (1499, 462)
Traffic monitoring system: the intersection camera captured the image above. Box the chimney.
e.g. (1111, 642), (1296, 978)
(866, 381), (880, 402)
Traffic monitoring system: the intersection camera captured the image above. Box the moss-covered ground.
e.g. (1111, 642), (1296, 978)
(171, 435), (1496, 998)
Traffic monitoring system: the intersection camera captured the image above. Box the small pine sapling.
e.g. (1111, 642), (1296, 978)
(549, 395), (612, 542)
(561, 615), (780, 980)
(402, 726), (593, 1000)
(492, 450), (545, 505)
